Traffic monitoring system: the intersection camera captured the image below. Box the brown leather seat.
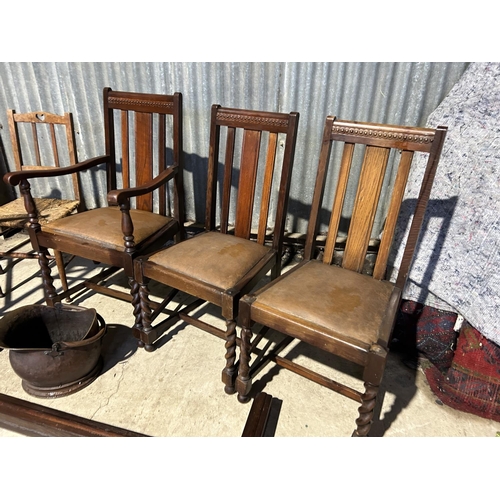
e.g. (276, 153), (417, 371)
(42, 206), (171, 253)
(146, 232), (270, 291)
(236, 115), (447, 436)
(250, 260), (396, 352)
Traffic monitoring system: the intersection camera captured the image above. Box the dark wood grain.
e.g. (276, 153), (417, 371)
(0, 393), (147, 437)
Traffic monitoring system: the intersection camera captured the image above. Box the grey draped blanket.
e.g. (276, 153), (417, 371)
(390, 62), (500, 346)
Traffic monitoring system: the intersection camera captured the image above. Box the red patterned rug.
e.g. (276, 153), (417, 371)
(393, 300), (458, 372)
(394, 300), (500, 423)
(425, 321), (500, 423)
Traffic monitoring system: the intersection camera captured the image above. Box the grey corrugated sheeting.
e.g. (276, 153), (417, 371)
(0, 62), (469, 234)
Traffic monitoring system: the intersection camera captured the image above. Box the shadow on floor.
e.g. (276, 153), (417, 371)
(100, 323), (138, 374)
(247, 333), (418, 437)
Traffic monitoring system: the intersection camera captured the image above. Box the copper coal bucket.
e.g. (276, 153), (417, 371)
(0, 303), (106, 398)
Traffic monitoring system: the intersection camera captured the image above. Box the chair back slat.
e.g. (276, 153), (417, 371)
(31, 123), (42, 166)
(158, 113), (167, 216)
(63, 114), (80, 202)
(304, 116), (335, 260)
(323, 142), (355, 264)
(305, 116), (447, 287)
(342, 145), (390, 272)
(134, 111), (154, 212)
(50, 123), (60, 168)
(257, 132), (278, 244)
(121, 110), (130, 189)
(7, 110), (23, 170)
(234, 129), (261, 239)
(220, 127), (236, 234)
(372, 150), (413, 279)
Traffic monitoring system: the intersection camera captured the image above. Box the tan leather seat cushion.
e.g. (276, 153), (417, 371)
(252, 259), (395, 346)
(147, 231), (271, 290)
(42, 206), (172, 252)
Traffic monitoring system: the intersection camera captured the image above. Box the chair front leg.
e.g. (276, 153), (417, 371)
(39, 250), (58, 306)
(129, 276), (141, 330)
(353, 382), (379, 437)
(19, 180), (59, 306)
(236, 294), (256, 403)
(236, 323), (253, 403)
(137, 279), (156, 352)
(222, 319), (237, 395)
(353, 344), (386, 437)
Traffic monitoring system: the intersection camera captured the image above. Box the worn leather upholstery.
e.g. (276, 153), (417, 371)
(42, 206), (171, 252)
(251, 260), (395, 348)
(148, 231), (271, 290)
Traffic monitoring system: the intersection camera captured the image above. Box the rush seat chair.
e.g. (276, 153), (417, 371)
(235, 116), (447, 436)
(3, 88), (185, 313)
(133, 104), (299, 395)
(0, 109), (83, 298)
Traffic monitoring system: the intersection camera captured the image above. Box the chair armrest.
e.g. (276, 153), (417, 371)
(107, 164), (178, 206)
(3, 155), (110, 186)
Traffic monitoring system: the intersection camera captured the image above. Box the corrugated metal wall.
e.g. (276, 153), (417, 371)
(0, 62), (469, 234)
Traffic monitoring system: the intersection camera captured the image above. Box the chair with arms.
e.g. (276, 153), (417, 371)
(235, 116), (447, 436)
(133, 104), (299, 395)
(0, 109), (83, 298)
(3, 88), (185, 317)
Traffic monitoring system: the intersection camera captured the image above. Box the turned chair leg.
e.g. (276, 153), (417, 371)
(236, 324), (253, 403)
(352, 382), (379, 437)
(39, 250), (58, 306)
(129, 277), (142, 330)
(137, 280), (156, 352)
(221, 319), (238, 395)
(129, 276), (147, 348)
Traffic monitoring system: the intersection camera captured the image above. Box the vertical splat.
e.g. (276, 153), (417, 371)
(373, 150), (414, 279)
(257, 132), (278, 245)
(323, 142), (355, 264)
(158, 114), (167, 216)
(135, 111), (153, 211)
(342, 145), (390, 272)
(221, 127), (236, 233)
(234, 129), (261, 239)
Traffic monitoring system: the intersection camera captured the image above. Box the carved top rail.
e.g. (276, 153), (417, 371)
(215, 107), (293, 133)
(330, 117), (436, 153)
(107, 90), (177, 114)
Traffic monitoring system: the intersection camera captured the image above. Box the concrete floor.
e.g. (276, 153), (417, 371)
(0, 232), (498, 438)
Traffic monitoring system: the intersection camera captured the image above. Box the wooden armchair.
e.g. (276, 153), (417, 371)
(0, 109), (83, 298)
(235, 116), (447, 436)
(3, 88), (185, 311)
(133, 105), (299, 395)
